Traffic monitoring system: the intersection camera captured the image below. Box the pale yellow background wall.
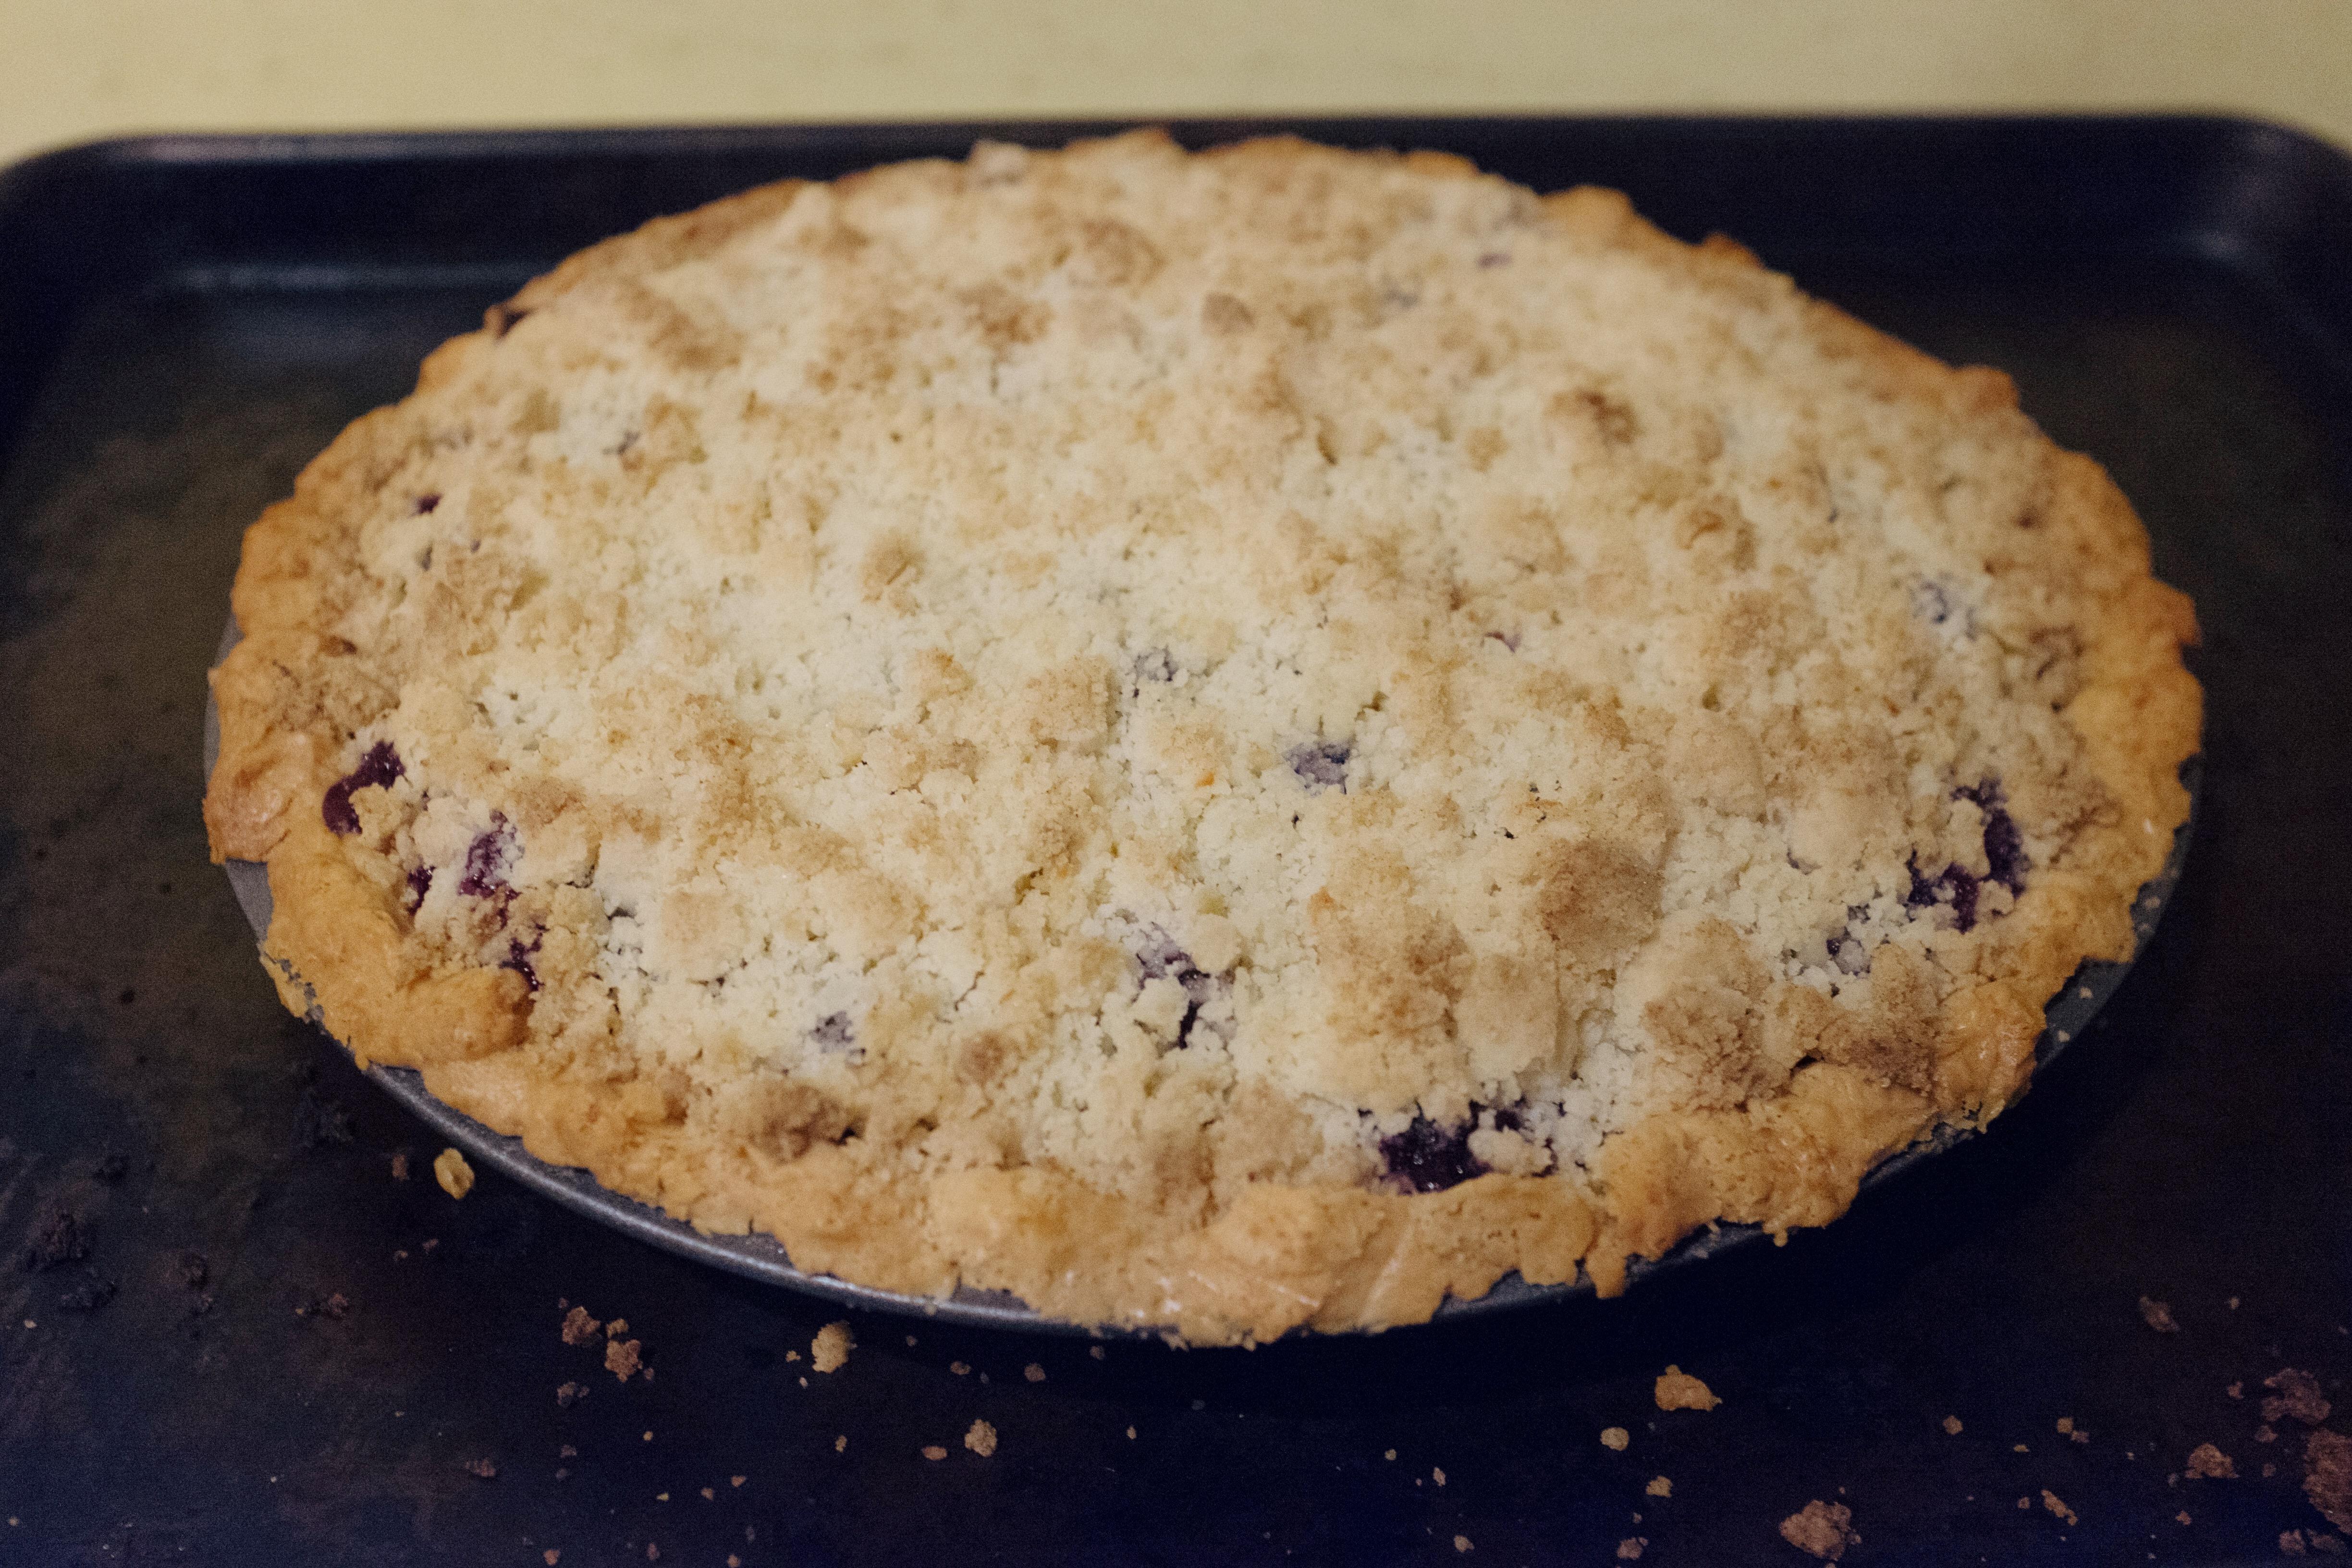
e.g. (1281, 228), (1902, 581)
(2, 0), (2348, 168)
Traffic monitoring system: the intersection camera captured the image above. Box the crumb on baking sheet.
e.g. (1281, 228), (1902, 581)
(542, 1552), (558, 1566)
(2267, 1369), (2333, 1427)
(1646, 1476), (1671, 1497)
(462, 1458), (497, 1479)
(2041, 1489), (2077, 1526)
(813, 1321), (853, 1373)
(1615, 1540), (1644, 1561)
(835, 1435), (847, 1452)
(433, 1148), (474, 1200)
(1090, 1345), (1105, 1360)
(2186, 1442), (2236, 1479)
(922, 1445), (947, 1461)
(556, 1381), (588, 1407)
(1943, 1416), (1963, 1435)
(2308, 1429), (2352, 1531)
(965, 1420), (997, 1457)
(1779, 1500), (1858, 1561)
(1453, 1536), (1472, 1554)
(2140, 1296), (2180, 1333)
(1602, 1427), (1630, 1450)
(1654, 1366), (1718, 1411)
(1025, 1363), (1046, 1383)
(1433, 1467), (1446, 1486)
(561, 1306), (601, 1345)
(606, 1339), (642, 1382)
(390, 1151), (409, 1181)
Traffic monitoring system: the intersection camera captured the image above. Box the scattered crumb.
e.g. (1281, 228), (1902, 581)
(2286, 1531), (2311, 1557)
(729, 1558), (741, 1568)
(699, 1487), (713, 1501)
(432, 1148), (474, 1200)
(2264, 1426), (2284, 1444)
(2230, 1382), (2245, 1399)
(556, 1382), (588, 1407)
(1127, 1427), (1137, 1441)
(642, 1431), (652, 1442)
(812, 1321), (853, 1373)
(1384, 1449), (1396, 1461)
(950, 1360), (970, 1375)
(2057, 1418), (2074, 1434)
(646, 1547), (658, 1563)
(1779, 1500), (1859, 1561)
(835, 1435), (847, 1452)
(544, 1553), (559, 1566)
(655, 1493), (669, 1503)
(391, 1152), (410, 1182)
(1433, 1467), (1446, 1487)
(2266, 1369), (2333, 1427)
(2315, 1533), (2348, 1555)
(2308, 1429), (2352, 1531)
(561, 1307), (601, 1346)
(1601, 1427), (1631, 1451)
(785, 1350), (800, 1363)
(2177, 1511), (2193, 1526)
(731, 1476), (744, 1487)
(1654, 1365), (1719, 1412)
(2017, 1497), (2030, 1510)
(1453, 1536), (1472, 1554)
(606, 1339), (643, 1382)
(2186, 1443), (2237, 1479)
(420, 1237), (438, 1253)
(1090, 1345), (1105, 1360)
(922, 1445), (947, 1461)
(2140, 1296), (2180, 1333)
(1943, 1416), (1963, 1435)
(1645, 1476), (1671, 1498)
(2230, 1297), (2241, 1309)
(605, 1317), (628, 1338)
(1025, 1363), (1046, 1383)
(559, 1445), (576, 1459)
(2041, 1490), (2077, 1526)
(462, 1458), (497, 1479)
(294, 1290), (350, 1320)
(965, 1420), (998, 1457)
(2014, 1445), (2030, 1454)
(1615, 1540), (1645, 1561)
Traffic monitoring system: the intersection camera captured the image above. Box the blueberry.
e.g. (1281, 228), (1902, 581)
(1955, 779), (2028, 892)
(1137, 932), (1225, 1048)
(500, 932), (541, 992)
(321, 740), (404, 835)
(404, 864), (434, 913)
(1911, 579), (1960, 625)
(1287, 740), (1350, 792)
(1378, 1115), (1486, 1194)
(811, 1012), (856, 1052)
(413, 493), (441, 515)
(458, 814), (516, 898)
(1904, 855), (1981, 933)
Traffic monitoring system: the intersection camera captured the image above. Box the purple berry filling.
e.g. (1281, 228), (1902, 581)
(404, 864), (434, 914)
(1136, 932), (1225, 1048)
(500, 932), (541, 992)
(1379, 1115), (1486, 1194)
(458, 814), (516, 898)
(321, 740), (404, 835)
(1955, 779), (2028, 892)
(413, 492), (441, 515)
(1904, 855), (1981, 932)
(1287, 740), (1350, 792)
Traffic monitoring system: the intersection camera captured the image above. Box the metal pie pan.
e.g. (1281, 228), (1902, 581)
(207, 622), (2195, 1336)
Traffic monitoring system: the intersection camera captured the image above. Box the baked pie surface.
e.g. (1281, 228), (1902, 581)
(204, 132), (2200, 1344)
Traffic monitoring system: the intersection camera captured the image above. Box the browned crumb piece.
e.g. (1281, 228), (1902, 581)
(542, 1552), (558, 1566)
(812, 1321), (853, 1373)
(559, 1444), (576, 1458)
(2187, 1442), (2237, 1479)
(2177, 1511), (2193, 1526)
(965, 1420), (998, 1457)
(1779, 1500), (1858, 1561)
(605, 1338), (642, 1382)
(1942, 1416), (1963, 1435)
(561, 1306), (601, 1345)
(2268, 1370), (2334, 1428)
(646, 1547), (659, 1563)
(1433, 1467), (1447, 1487)
(2287, 1531), (2310, 1557)
(835, 1435), (847, 1453)
(296, 1290), (351, 1320)
(1601, 1427), (1631, 1451)
(921, 1445), (947, 1461)
(432, 1147), (474, 1200)
(556, 1381), (588, 1407)
(1646, 1476), (1672, 1498)
(462, 1457), (497, 1479)
(604, 1317), (628, 1338)
(390, 1152), (410, 1182)
(2308, 1430), (2352, 1532)
(2231, 1382), (2246, 1399)
(1453, 1537), (1473, 1554)
(1024, 1362), (1046, 1383)
(2140, 1296), (2181, 1333)
(1090, 1345), (1105, 1360)
(1655, 1366), (1719, 1411)
(730, 1475), (745, 1487)
(2266, 1427), (2285, 1444)
(1616, 1540), (1645, 1562)
(2041, 1490), (2077, 1526)
(2017, 1497), (2031, 1510)
(2057, 1418), (2074, 1434)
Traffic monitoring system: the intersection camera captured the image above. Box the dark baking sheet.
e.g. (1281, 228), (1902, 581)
(2, 116), (2348, 1565)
